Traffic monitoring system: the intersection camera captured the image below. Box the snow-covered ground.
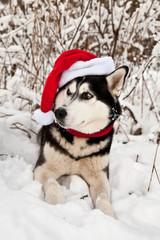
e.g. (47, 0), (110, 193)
(0, 103), (160, 240)
(0, 0), (160, 238)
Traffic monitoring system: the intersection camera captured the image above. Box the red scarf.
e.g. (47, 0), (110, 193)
(66, 123), (114, 138)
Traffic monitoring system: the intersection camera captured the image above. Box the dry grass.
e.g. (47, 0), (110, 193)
(148, 143), (160, 192)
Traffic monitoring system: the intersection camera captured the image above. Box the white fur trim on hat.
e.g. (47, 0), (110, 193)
(59, 56), (115, 88)
(34, 109), (55, 125)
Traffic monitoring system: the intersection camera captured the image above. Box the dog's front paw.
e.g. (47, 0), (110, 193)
(96, 193), (114, 217)
(43, 178), (65, 205)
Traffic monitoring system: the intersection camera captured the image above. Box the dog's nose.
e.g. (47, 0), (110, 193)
(55, 108), (67, 120)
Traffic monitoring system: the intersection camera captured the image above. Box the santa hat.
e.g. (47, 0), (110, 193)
(34, 49), (115, 125)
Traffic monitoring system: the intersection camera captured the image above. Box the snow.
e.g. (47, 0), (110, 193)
(0, 15), (11, 31)
(0, 0), (160, 238)
(0, 104), (160, 240)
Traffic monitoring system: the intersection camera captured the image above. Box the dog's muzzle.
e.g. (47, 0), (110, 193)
(54, 108), (67, 125)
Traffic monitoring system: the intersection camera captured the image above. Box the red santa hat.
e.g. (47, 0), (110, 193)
(34, 49), (115, 125)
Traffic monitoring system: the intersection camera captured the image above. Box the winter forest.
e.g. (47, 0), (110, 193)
(0, 0), (160, 239)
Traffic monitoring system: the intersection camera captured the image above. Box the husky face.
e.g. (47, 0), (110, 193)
(54, 67), (128, 134)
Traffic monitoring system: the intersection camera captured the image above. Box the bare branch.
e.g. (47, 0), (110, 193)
(68, 0), (92, 50)
(123, 56), (156, 100)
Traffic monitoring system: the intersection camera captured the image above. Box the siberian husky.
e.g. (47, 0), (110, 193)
(34, 66), (128, 216)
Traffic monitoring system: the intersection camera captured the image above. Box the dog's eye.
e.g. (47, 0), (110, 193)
(67, 88), (72, 96)
(81, 92), (93, 100)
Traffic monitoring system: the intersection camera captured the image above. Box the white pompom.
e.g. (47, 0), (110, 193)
(34, 109), (55, 125)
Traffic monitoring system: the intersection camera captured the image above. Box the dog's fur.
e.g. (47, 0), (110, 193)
(34, 66), (128, 216)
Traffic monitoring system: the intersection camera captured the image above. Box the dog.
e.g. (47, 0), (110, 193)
(34, 66), (128, 216)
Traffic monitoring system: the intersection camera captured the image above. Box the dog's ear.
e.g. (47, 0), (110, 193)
(106, 66), (129, 97)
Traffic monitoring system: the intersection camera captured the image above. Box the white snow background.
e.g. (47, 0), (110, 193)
(0, 0), (160, 239)
(0, 86), (160, 240)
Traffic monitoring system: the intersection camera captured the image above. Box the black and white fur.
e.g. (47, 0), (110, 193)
(34, 66), (128, 216)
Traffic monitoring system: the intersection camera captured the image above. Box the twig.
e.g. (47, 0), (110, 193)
(0, 114), (13, 118)
(110, 0), (115, 34)
(126, 10), (139, 44)
(68, 0), (92, 50)
(136, 155), (139, 163)
(148, 143), (160, 191)
(141, 75), (144, 119)
(111, 15), (123, 58)
(155, 167), (160, 184)
(123, 56), (156, 100)
(145, 0), (155, 17)
(0, 154), (8, 157)
(80, 195), (88, 200)
(10, 122), (31, 139)
(142, 75), (160, 123)
(50, 26), (65, 51)
(30, 129), (37, 135)
(117, 120), (130, 142)
(123, 106), (138, 124)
